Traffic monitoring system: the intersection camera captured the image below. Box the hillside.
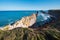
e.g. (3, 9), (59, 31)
(0, 27), (60, 40)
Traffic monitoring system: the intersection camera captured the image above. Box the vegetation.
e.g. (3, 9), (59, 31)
(0, 27), (60, 40)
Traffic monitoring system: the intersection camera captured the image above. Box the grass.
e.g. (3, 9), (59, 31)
(0, 27), (60, 40)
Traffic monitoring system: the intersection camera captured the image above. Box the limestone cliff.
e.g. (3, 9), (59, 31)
(0, 13), (37, 30)
(13, 13), (37, 28)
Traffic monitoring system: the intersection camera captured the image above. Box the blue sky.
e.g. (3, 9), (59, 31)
(0, 0), (60, 10)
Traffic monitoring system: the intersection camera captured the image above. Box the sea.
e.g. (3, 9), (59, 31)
(0, 10), (51, 27)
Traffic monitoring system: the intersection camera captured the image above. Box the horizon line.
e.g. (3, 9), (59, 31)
(0, 9), (60, 11)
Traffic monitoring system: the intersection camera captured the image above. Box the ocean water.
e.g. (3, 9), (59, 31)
(0, 11), (37, 27)
(0, 11), (51, 27)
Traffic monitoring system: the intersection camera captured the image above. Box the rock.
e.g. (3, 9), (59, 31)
(13, 13), (37, 28)
(0, 13), (37, 30)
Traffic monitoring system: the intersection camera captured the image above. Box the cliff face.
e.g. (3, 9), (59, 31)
(13, 14), (37, 28)
(48, 10), (60, 30)
(0, 14), (37, 30)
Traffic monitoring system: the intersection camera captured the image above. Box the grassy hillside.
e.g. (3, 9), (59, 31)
(0, 27), (60, 40)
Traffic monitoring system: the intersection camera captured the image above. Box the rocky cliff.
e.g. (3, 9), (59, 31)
(0, 13), (37, 30)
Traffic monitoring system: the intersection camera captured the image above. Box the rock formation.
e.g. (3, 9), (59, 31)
(0, 13), (37, 30)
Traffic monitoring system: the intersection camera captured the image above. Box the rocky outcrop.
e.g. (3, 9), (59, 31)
(13, 14), (37, 28)
(0, 13), (37, 30)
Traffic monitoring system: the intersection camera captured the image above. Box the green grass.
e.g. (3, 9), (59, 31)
(0, 27), (60, 40)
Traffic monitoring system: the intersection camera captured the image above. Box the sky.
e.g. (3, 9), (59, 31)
(0, 0), (60, 10)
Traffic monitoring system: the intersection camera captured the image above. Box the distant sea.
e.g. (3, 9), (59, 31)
(0, 11), (50, 27)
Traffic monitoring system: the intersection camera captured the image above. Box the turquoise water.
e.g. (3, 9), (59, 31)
(0, 11), (36, 27)
(0, 11), (50, 27)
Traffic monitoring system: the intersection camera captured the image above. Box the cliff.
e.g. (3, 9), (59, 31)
(0, 13), (37, 30)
